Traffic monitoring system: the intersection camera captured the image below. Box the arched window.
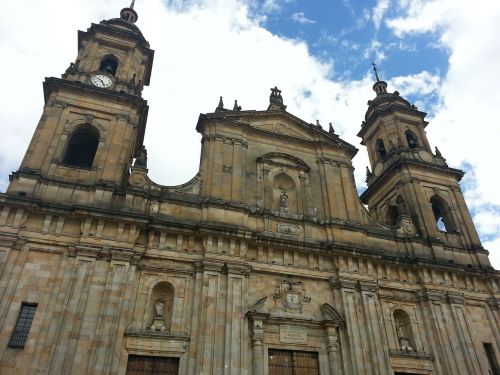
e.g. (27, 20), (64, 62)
(393, 309), (415, 351)
(387, 205), (399, 227)
(376, 139), (387, 159)
(149, 282), (175, 332)
(430, 195), (457, 233)
(405, 130), (419, 149)
(63, 125), (99, 168)
(99, 56), (118, 76)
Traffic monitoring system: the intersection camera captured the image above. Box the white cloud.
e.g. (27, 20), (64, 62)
(391, 71), (441, 97)
(372, 0), (390, 29)
(363, 39), (386, 62)
(484, 237), (500, 270)
(260, 0), (295, 13)
(291, 12), (316, 24)
(474, 209), (500, 238)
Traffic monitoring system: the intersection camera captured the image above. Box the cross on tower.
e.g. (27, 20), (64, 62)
(372, 62), (381, 82)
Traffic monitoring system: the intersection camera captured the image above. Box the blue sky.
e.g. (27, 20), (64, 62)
(259, 0), (447, 80)
(252, 0), (448, 110)
(0, 0), (499, 267)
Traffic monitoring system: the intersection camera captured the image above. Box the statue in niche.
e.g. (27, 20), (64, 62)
(154, 296), (165, 317)
(280, 191), (288, 208)
(150, 295), (167, 332)
(395, 318), (413, 351)
(396, 195), (409, 215)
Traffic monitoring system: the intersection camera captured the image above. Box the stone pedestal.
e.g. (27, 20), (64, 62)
(150, 317), (166, 332)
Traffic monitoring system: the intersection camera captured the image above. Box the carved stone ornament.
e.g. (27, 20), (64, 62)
(248, 296), (268, 313)
(149, 296), (166, 332)
(277, 223), (299, 236)
(134, 145), (148, 167)
(273, 279), (311, 314)
(320, 303), (345, 325)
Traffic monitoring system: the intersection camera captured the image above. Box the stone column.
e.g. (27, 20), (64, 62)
(325, 327), (340, 375)
(250, 317), (265, 375)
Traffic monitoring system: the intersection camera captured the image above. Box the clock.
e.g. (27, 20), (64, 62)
(91, 73), (113, 88)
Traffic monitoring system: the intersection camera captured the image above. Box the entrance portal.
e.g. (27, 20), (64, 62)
(268, 349), (319, 375)
(126, 355), (179, 375)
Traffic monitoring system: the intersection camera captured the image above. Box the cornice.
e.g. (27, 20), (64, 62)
(43, 77), (149, 153)
(361, 158), (465, 203)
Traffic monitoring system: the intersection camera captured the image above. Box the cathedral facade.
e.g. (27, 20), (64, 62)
(0, 4), (498, 375)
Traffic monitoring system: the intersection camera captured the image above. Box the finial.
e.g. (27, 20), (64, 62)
(120, 0), (138, 23)
(233, 100), (242, 111)
(215, 96), (225, 112)
(268, 86), (287, 110)
(372, 62), (381, 82)
(366, 166), (371, 177)
(316, 120), (321, 127)
(329, 122), (335, 134)
(435, 146), (443, 158)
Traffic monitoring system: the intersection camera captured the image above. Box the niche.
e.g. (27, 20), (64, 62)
(393, 309), (415, 351)
(148, 281), (174, 332)
(273, 173), (297, 213)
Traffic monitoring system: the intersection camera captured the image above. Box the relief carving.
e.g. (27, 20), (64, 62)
(277, 223), (299, 236)
(273, 278), (311, 314)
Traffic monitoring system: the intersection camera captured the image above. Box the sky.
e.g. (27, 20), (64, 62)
(0, 0), (499, 267)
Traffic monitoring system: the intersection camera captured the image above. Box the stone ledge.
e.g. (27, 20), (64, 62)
(124, 330), (190, 358)
(388, 348), (434, 360)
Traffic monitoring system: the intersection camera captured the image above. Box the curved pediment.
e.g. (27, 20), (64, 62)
(257, 152), (310, 172)
(320, 303), (345, 325)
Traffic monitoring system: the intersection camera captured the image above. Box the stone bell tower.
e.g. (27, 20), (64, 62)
(8, 1), (154, 199)
(358, 65), (485, 263)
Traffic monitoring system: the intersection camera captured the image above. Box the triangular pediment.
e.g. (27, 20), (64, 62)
(250, 119), (315, 141)
(197, 110), (358, 157)
(243, 112), (356, 156)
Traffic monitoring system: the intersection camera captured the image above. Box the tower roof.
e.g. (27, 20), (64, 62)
(120, 0), (138, 24)
(361, 64), (417, 125)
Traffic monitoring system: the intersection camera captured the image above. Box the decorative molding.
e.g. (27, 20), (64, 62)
(320, 303), (345, 326)
(277, 223), (299, 236)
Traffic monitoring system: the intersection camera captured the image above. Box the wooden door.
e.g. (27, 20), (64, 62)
(269, 349), (294, 375)
(293, 351), (319, 375)
(126, 355), (179, 375)
(268, 349), (319, 375)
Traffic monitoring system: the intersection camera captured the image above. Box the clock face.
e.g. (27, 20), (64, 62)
(91, 74), (113, 88)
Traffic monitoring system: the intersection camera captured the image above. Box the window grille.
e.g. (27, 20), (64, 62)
(8, 303), (37, 348)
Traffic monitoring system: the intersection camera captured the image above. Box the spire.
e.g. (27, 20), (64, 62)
(371, 62), (388, 96)
(120, 0), (138, 23)
(372, 62), (381, 82)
